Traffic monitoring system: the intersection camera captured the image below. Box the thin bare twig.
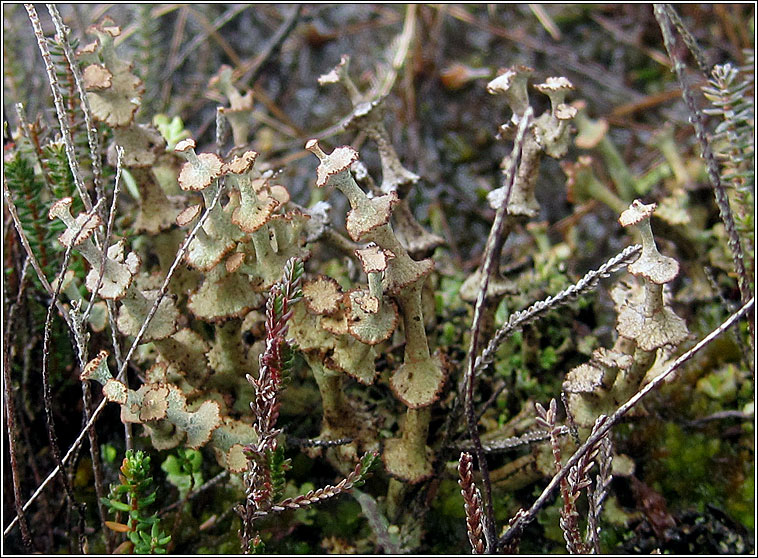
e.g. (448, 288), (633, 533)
(287, 436), (354, 449)
(376, 4), (416, 99)
(66, 298), (114, 552)
(463, 106), (533, 552)
(438, 5), (646, 107)
(352, 489), (404, 555)
(25, 4), (92, 212)
(585, 431), (613, 554)
(40, 203), (104, 553)
(661, 4), (712, 76)
(561, 390), (581, 446)
(454, 426), (570, 454)
(117, 185), (225, 375)
(186, 5), (243, 67)
(474, 380), (508, 423)
(158, 471), (230, 516)
(3, 175), (98, 542)
(3, 261), (34, 551)
(238, 5), (303, 87)
(529, 4), (561, 41)
(14, 102), (54, 196)
(497, 297), (754, 550)
(159, 5), (188, 111)
(703, 266), (752, 373)
(66, 170), (119, 556)
(654, 4), (753, 349)
(3, 183), (57, 299)
(168, 5), (248, 81)
(82, 147), (122, 325)
(47, 4), (104, 205)
(81, 144), (129, 454)
(590, 12), (669, 67)
(83, 383), (113, 550)
(101, 159), (125, 365)
(215, 107), (227, 154)
(683, 409), (754, 427)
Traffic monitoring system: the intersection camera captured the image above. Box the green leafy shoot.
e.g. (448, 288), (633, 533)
(102, 450), (171, 554)
(161, 448), (203, 500)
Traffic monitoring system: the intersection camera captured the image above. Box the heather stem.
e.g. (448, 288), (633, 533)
(653, 4), (753, 349)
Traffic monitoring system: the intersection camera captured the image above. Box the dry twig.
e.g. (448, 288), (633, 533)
(462, 106), (534, 552)
(3, 261), (34, 551)
(654, 4), (753, 349)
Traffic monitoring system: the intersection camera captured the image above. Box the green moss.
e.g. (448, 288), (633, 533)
(313, 497), (364, 537)
(198, 537), (243, 555)
(722, 457), (754, 530)
(538, 345), (558, 370)
(696, 364), (738, 402)
(646, 421), (753, 530)
(537, 498), (567, 546)
(426, 478), (469, 554)
(652, 423), (718, 499)
(436, 276), (464, 315)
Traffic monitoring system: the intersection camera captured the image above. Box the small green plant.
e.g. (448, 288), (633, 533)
(101, 450), (171, 554)
(161, 448), (203, 500)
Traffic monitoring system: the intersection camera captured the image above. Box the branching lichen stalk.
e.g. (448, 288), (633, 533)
(40, 207), (101, 553)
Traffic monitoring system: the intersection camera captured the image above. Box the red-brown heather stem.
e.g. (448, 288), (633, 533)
(561, 448), (597, 555)
(240, 258), (303, 551)
(73, 148), (124, 554)
(585, 432), (613, 553)
(535, 399), (587, 554)
(500, 508), (529, 554)
(563, 420), (604, 555)
(39, 205), (105, 553)
(247, 451), (378, 519)
(458, 452), (486, 554)
(660, 4), (712, 77)
(247, 258), (303, 457)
